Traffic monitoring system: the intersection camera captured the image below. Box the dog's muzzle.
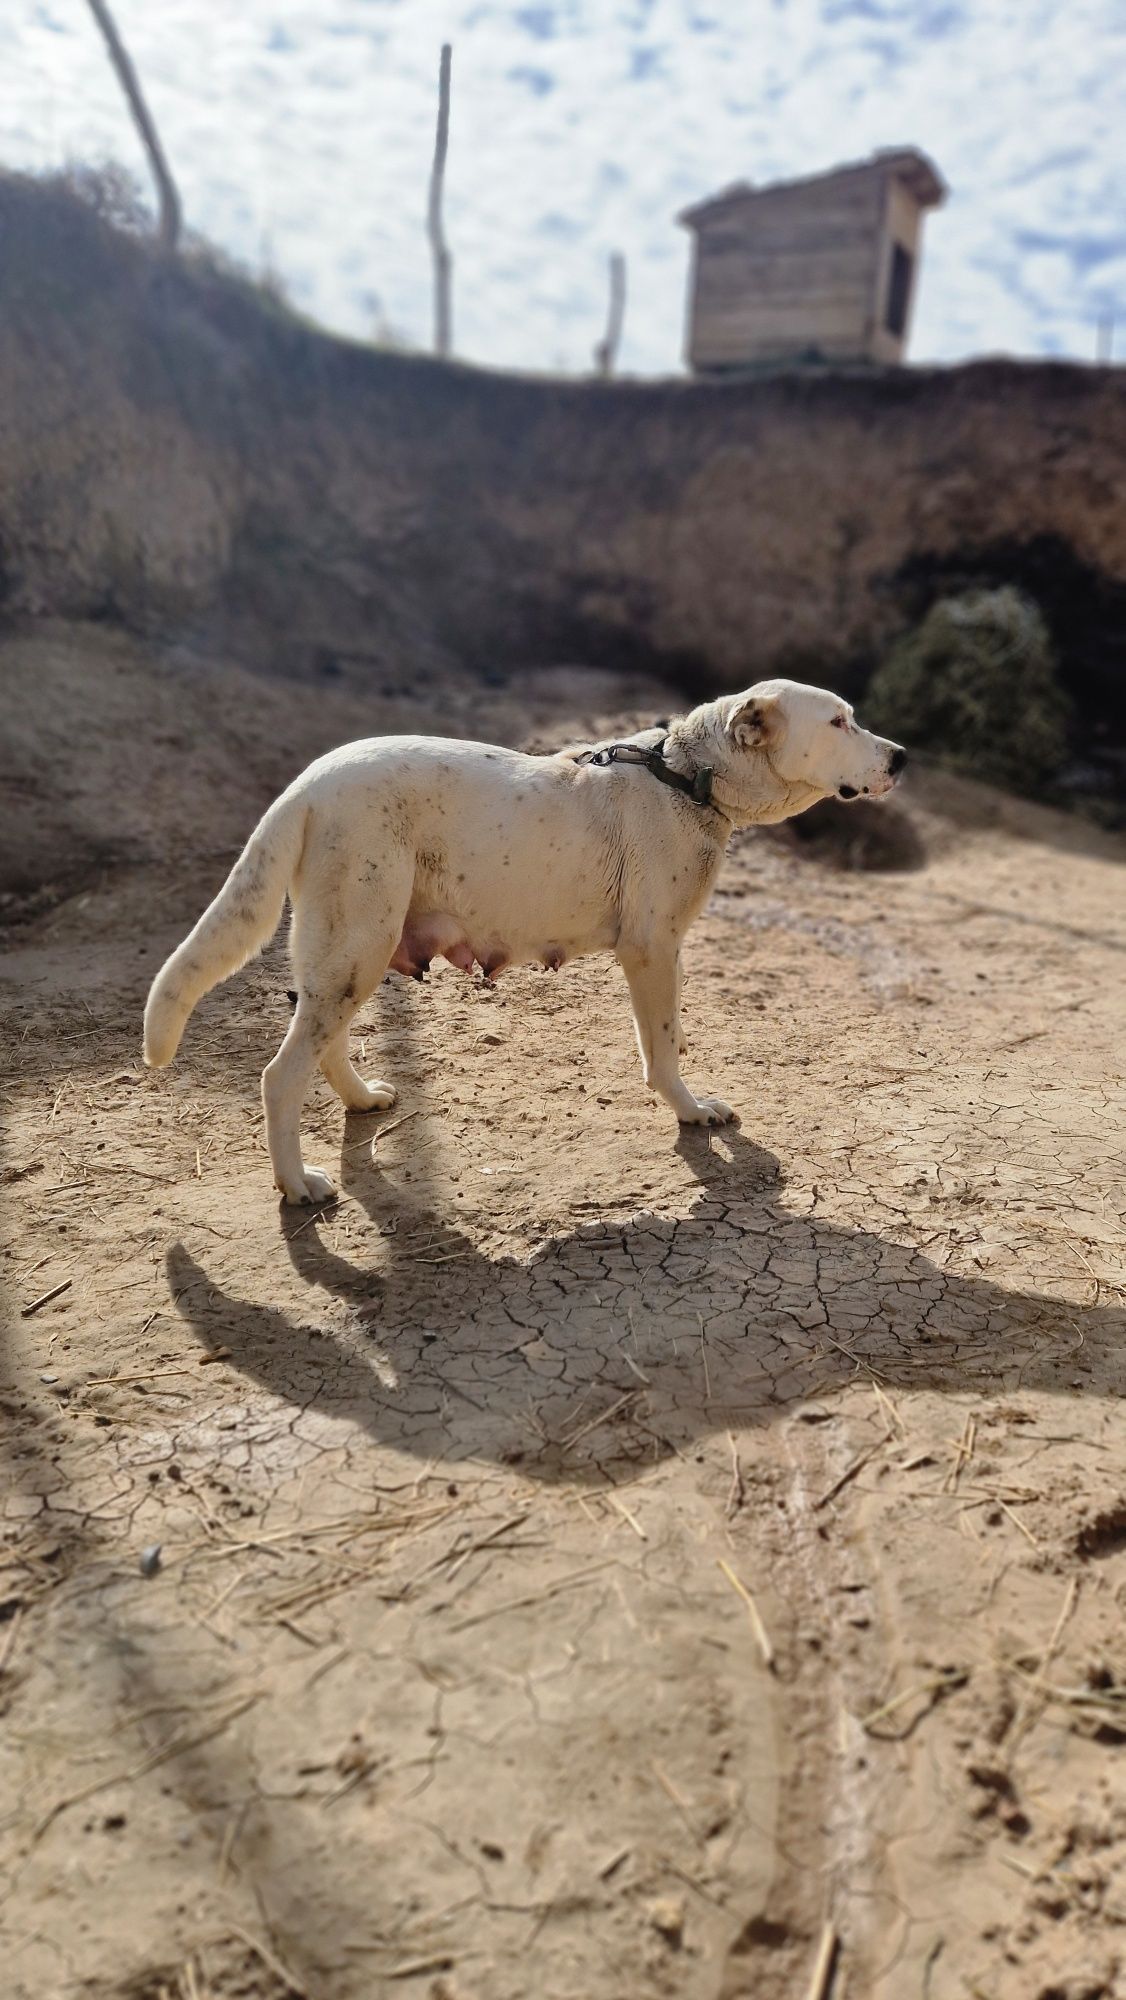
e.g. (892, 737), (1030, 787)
(839, 743), (907, 802)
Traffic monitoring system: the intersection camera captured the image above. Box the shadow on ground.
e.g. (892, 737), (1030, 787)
(167, 1121), (1124, 1480)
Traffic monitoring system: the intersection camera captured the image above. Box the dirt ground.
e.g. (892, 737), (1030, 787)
(2, 625), (1125, 2000)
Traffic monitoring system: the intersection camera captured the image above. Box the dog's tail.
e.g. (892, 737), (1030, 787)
(143, 795), (305, 1069)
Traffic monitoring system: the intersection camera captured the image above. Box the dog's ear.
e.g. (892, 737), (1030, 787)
(727, 692), (780, 750)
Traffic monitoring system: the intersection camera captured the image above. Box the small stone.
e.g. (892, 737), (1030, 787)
(139, 1544), (162, 1577)
(648, 1895), (685, 1945)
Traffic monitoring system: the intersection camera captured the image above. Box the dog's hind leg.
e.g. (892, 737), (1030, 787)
(319, 1030), (396, 1114)
(263, 870), (408, 1204)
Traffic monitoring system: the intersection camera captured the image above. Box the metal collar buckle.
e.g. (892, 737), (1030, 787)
(587, 738), (715, 810)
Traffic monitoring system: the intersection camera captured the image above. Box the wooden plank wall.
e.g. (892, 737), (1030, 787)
(868, 177), (923, 364)
(688, 164), (898, 368)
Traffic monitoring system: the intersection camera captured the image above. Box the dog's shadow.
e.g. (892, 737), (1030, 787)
(166, 1116), (1125, 1481)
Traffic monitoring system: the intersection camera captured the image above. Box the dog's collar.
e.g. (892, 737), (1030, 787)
(581, 736), (719, 811)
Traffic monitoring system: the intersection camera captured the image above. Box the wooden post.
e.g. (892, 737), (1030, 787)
(428, 43), (453, 357)
(594, 251), (627, 376)
(86, 0), (182, 252)
(1096, 312), (1114, 364)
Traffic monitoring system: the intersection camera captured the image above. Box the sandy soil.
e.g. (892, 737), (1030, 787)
(2, 626), (1125, 2000)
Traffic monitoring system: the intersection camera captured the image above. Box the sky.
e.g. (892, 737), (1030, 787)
(3, 1), (1125, 376)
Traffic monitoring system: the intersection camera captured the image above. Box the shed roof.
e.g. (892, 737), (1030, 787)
(678, 147), (946, 229)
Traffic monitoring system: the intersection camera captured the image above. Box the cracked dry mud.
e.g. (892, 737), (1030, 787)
(2, 631), (1125, 2000)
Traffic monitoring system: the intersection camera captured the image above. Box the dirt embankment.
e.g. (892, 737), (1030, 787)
(1, 172), (1125, 729)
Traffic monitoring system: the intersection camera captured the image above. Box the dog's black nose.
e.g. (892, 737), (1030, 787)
(888, 746), (908, 776)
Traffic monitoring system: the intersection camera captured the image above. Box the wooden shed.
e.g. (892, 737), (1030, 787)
(679, 148), (945, 372)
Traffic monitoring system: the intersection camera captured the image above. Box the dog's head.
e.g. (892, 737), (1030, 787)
(712, 679), (906, 819)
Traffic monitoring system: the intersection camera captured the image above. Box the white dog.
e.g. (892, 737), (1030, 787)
(144, 680), (905, 1203)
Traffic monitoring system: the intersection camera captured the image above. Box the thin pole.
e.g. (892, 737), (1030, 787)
(86, 0), (181, 252)
(594, 251), (627, 377)
(428, 43), (453, 357)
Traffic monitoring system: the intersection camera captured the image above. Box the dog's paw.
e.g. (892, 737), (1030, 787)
(280, 1166), (339, 1206)
(348, 1079), (397, 1114)
(679, 1096), (737, 1127)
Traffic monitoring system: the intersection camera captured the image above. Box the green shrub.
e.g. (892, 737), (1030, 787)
(866, 586), (1072, 793)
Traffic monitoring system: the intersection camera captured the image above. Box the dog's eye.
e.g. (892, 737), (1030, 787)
(831, 715), (847, 730)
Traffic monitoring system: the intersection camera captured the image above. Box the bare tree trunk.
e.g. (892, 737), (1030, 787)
(86, 0), (181, 252)
(428, 43), (453, 357)
(593, 251), (627, 377)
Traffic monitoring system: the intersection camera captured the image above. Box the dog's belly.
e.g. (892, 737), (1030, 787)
(390, 913), (478, 979)
(315, 742), (621, 979)
(389, 909), (614, 982)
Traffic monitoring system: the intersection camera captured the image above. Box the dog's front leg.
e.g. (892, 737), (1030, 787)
(617, 942), (735, 1126)
(673, 960), (688, 1058)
